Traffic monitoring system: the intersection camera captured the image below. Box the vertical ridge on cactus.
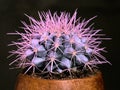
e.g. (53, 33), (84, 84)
(8, 11), (110, 76)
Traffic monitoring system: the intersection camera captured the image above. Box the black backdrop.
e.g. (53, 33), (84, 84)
(0, 0), (120, 90)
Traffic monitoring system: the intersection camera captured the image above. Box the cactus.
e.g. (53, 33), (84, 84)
(8, 11), (110, 76)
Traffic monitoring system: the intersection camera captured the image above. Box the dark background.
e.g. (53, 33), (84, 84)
(0, 0), (120, 90)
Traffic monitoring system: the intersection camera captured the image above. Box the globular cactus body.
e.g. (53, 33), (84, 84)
(8, 11), (109, 74)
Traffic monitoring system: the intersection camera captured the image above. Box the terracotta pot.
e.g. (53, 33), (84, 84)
(15, 71), (104, 90)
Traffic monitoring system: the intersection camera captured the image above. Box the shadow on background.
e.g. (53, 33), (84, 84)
(0, 0), (120, 90)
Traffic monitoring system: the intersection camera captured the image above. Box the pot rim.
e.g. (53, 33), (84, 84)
(18, 71), (102, 81)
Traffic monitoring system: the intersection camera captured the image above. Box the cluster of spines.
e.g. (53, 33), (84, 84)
(8, 11), (109, 74)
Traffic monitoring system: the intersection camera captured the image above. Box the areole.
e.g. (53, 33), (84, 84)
(15, 71), (104, 90)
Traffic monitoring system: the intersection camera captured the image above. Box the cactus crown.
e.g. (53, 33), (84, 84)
(8, 11), (109, 76)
